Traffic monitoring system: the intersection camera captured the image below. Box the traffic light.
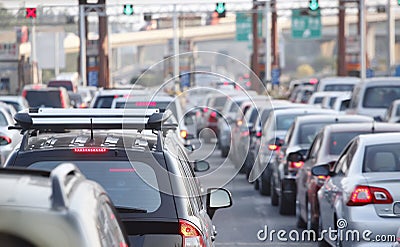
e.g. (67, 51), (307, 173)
(123, 4), (134, 15)
(309, 0), (319, 11)
(215, 2), (226, 18)
(25, 8), (37, 19)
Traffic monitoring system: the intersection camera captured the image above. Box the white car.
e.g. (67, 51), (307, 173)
(316, 76), (360, 92)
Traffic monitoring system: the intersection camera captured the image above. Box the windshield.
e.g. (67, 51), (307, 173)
(28, 161), (162, 213)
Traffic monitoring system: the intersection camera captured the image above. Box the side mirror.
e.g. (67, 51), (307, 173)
(193, 160), (210, 172)
(0, 136), (11, 146)
(287, 151), (304, 162)
(311, 164), (331, 177)
(207, 188), (232, 219)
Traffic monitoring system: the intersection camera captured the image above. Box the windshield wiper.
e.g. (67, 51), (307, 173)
(115, 206), (148, 213)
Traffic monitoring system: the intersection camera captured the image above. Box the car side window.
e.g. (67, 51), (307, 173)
(334, 141), (357, 175)
(307, 133), (321, 160)
(285, 124), (295, 146)
(97, 196), (128, 247)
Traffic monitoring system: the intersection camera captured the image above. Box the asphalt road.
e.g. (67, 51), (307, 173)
(191, 142), (317, 247)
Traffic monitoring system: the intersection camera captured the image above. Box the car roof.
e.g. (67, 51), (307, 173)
(357, 132), (400, 146)
(294, 114), (373, 125)
(319, 76), (360, 84)
(271, 107), (335, 116)
(360, 77), (400, 86)
(323, 122), (400, 133)
(95, 88), (148, 96)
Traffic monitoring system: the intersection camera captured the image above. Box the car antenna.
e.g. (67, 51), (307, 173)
(90, 118), (94, 141)
(371, 120), (375, 133)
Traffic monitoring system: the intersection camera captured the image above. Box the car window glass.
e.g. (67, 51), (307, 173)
(298, 122), (327, 145)
(363, 86), (400, 108)
(329, 131), (362, 155)
(307, 134), (321, 160)
(324, 84), (354, 92)
(334, 143), (352, 174)
(363, 143), (400, 172)
(25, 91), (63, 108)
(28, 161), (161, 213)
(284, 124), (294, 145)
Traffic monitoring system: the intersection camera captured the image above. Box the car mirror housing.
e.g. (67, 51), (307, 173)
(206, 188), (232, 219)
(287, 151), (304, 162)
(311, 164), (331, 177)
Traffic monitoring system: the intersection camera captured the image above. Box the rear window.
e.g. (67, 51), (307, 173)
(363, 86), (400, 108)
(363, 143), (400, 172)
(313, 97), (323, 104)
(298, 123), (327, 145)
(328, 132), (363, 155)
(93, 96), (116, 108)
(324, 84), (354, 92)
(48, 81), (73, 91)
(276, 115), (297, 131)
(25, 90), (63, 108)
(213, 97), (227, 109)
(28, 161), (162, 213)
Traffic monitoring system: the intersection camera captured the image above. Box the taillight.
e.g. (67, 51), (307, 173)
(203, 108), (208, 113)
(22, 90), (27, 98)
(119, 242), (129, 247)
(180, 130), (188, 139)
(347, 185), (393, 206)
(289, 161), (304, 169)
(256, 131), (262, 137)
(240, 130), (250, 137)
(73, 147), (109, 153)
(268, 144), (280, 151)
(210, 111), (217, 118)
(179, 219), (205, 247)
(60, 91), (66, 108)
(0, 136), (11, 145)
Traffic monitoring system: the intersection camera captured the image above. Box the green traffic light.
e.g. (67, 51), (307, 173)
(309, 0), (319, 11)
(123, 4), (134, 15)
(216, 3), (225, 14)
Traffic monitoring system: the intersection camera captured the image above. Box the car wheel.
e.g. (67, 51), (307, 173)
(254, 179), (259, 190)
(296, 200), (306, 228)
(221, 146), (229, 157)
(318, 217), (330, 247)
(270, 179), (279, 206)
(279, 183), (295, 215)
(245, 154), (255, 180)
(259, 172), (271, 196)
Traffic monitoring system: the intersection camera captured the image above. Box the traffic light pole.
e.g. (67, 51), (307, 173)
(264, 0), (271, 85)
(252, 0), (260, 92)
(337, 0), (346, 76)
(360, 0), (366, 81)
(386, 0), (395, 75)
(173, 4), (180, 92)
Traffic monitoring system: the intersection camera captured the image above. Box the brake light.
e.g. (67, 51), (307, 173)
(210, 111), (217, 118)
(114, 95), (120, 98)
(119, 243), (128, 247)
(256, 131), (262, 137)
(347, 185), (393, 206)
(309, 78), (318, 85)
(317, 175), (327, 179)
(223, 81), (229, 86)
(180, 130), (188, 139)
(289, 161), (304, 169)
(22, 90), (27, 98)
(240, 130), (250, 137)
(73, 147), (109, 153)
(245, 81), (252, 87)
(179, 219), (205, 247)
(268, 144), (280, 151)
(60, 91), (66, 108)
(0, 136), (11, 145)
(203, 108), (208, 113)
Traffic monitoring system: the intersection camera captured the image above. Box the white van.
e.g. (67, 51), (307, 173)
(316, 76), (360, 92)
(347, 77), (400, 120)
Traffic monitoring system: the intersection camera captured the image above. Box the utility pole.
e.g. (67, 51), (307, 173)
(271, 0), (279, 89)
(386, 0), (395, 75)
(79, 1), (87, 86)
(360, 0), (366, 81)
(264, 0), (271, 87)
(173, 4), (180, 92)
(98, 0), (110, 88)
(337, 0), (346, 76)
(252, 0), (260, 93)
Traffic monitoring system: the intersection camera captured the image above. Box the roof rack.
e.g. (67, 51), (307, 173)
(12, 108), (176, 132)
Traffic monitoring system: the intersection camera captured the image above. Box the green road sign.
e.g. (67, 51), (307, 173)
(236, 12), (263, 41)
(291, 9), (321, 39)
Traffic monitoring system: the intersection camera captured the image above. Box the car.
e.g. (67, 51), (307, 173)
(77, 86), (97, 107)
(251, 108), (337, 197)
(0, 163), (129, 247)
(272, 114), (372, 215)
(347, 77), (400, 121)
(48, 80), (76, 92)
(0, 103), (22, 165)
(22, 86), (71, 108)
(313, 132), (400, 247)
(0, 96), (29, 112)
(320, 91), (349, 109)
(6, 108), (233, 247)
(293, 85), (315, 104)
(68, 92), (85, 108)
(296, 122), (400, 231)
(90, 87), (149, 108)
(383, 99), (400, 123)
(288, 77), (319, 93)
(315, 76), (360, 92)
(331, 92), (352, 112)
(308, 91), (345, 106)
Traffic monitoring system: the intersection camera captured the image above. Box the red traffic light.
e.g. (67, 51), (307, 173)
(26, 8), (37, 18)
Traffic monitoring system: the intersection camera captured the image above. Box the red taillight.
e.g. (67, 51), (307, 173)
(309, 78), (318, 85)
(240, 130), (250, 137)
(245, 81), (252, 87)
(268, 144), (279, 151)
(119, 242), (128, 247)
(289, 161), (304, 169)
(210, 111), (217, 118)
(347, 185), (393, 206)
(179, 219), (205, 247)
(135, 101), (157, 107)
(22, 90), (27, 98)
(0, 136), (11, 145)
(223, 81), (229, 85)
(60, 91), (66, 108)
(73, 147), (109, 153)
(317, 175), (327, 179)
(256, 131), (262, 137)
(180, 130), (188, 139)
(203, 108), (209, 113)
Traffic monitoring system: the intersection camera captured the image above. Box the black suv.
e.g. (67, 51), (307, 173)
(6, 108), (232, 247)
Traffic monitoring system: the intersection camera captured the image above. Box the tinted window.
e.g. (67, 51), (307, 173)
(48, 80), (73, 91)
(213, 97), (227, 109)
(363, 86), (400, 108)
(396, 104), (400, 116)
(314, 97), (323, 104)
(93, 96), (115, 108)
(324, 84), (354, 92)
(25, 90), (63, 108)
(298, 123), (327, 145)
(328, 132), (362, 155)
(276, 115), (297, 131)
(363, 143), (400, 172)
(340, 99), (350, 111)
(0, 112), (8, 126)
(29, 161), (162, 213)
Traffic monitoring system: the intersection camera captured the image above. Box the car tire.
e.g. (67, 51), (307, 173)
(221, 146), (229, 157)
(245, 154), (254, 180)
(254, 179), (259, 190)
(259, 172), (271, 196)
(270, 179), (278, 206)
(296, 200), (306, 228)
(279, 183), (295, 215)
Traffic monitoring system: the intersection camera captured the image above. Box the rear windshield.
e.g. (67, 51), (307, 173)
(93, 96), (115, 108)
(48, 81), (73, 91)
(363, 143), (400, 172)
(25, 91), (62, 108)
(328, 132), (363, 155)
(0, 101), (23, 111)
(276, 115), (297, 131)
(213, 96), (227, 109)
(313, 97), (323, 104)
(298, 123), (327, 145)
(28, 161), (162, 213)
(324, 84), (354, 92)
(363, 86), (400, 108)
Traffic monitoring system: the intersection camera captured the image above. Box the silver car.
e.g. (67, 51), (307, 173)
(313, 133), (400, 247)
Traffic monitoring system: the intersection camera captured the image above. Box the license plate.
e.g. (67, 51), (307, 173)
(393, 202), (400, 215)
